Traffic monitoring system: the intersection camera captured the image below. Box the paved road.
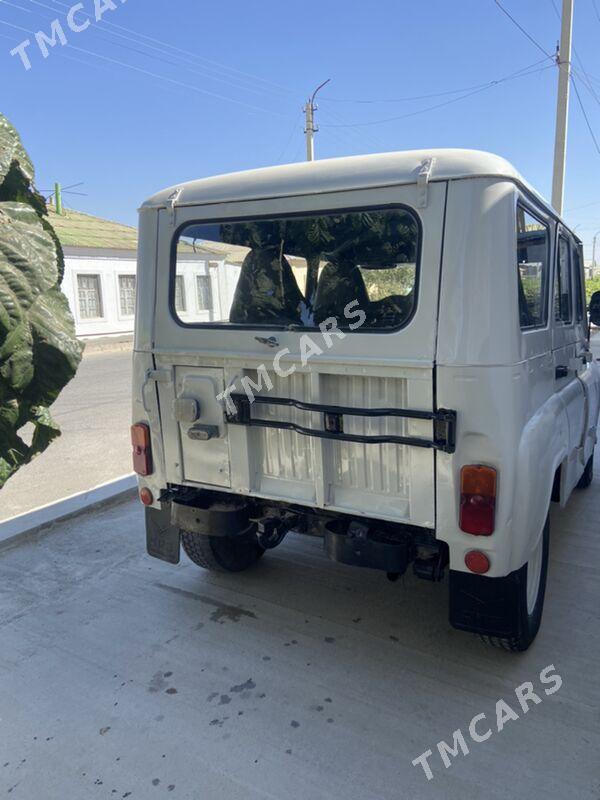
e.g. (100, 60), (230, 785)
(0, 349), (132, 521)
(0, 468), (599, 799)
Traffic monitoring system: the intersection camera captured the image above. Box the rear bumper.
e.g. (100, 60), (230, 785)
(145, 489), (447, 577)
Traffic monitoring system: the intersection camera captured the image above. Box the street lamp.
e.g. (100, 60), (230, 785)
(592, 229), (600, 276)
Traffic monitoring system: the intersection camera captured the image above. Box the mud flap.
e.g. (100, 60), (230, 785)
(448, 567), (525, 640)
(145, 504), (180, 564)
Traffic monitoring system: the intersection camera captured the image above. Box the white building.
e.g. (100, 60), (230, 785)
(49, 206), (241, 338)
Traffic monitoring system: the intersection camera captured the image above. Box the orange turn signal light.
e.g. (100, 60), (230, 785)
(459, 465), (497, 535)
(131, 422), (153, 476)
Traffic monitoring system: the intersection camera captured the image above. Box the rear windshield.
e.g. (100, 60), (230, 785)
(171, 207), (420, 331)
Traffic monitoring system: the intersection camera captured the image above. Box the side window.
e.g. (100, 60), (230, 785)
(554, 235), (572, 324)
(572, 243), (585, 322)
(516, 205), (549, 329)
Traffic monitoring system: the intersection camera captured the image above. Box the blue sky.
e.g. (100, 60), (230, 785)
(3, 0), (600, 256)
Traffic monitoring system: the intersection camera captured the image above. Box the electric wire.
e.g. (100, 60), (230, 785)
(549, 0), (600, 106)
(0, 17), (289, 116)
(571, 74), (600, 156)
(45, 0), (293, 96)
(21, 0), (292, 100)
(275, 111), (303, 164)
(0, 0), (31, 12)
(320, 61), (554, 128)
(493, 0), (553, 58)
(320, 55), (553, 104)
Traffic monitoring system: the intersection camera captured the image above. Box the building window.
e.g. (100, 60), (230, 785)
(118, 274), (136, 316)
(516, 206), (549, 329)
(175, 275), (186, 312)
(77, 274), (103, 319)
(196, 274), (213, 311)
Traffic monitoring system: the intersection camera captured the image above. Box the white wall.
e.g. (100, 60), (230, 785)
(62, 254), (137, 338)
(62, 252), (240, 338)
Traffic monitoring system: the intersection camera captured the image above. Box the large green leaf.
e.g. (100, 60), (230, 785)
(0, 114), (82, 490)
(0, 115), (33, 185)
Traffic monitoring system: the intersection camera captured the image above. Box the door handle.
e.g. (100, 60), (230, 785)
(555, 365), (569, 379)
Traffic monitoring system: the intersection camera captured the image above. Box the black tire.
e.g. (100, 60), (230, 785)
(576, 453), (594, 489)
(481, 516), (550, 652)
(181, 528), (265, 573)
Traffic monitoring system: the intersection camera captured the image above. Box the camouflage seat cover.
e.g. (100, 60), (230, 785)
(229, 248), (304, 326)
(312, 261), (370, 325)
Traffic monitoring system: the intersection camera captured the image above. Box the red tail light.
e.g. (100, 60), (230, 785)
(459, 465), (496, 535)
(131, 423), (153, 476)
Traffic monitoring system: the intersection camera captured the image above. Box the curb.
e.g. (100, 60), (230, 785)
(82, 335), (134, 355)
(0, 474), (138, 550)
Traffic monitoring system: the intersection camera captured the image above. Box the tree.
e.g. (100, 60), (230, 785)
(0, 114), (82, 489)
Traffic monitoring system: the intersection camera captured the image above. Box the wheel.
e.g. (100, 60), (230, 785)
(181, 528), (265, 572)
(481, 516), (549, 652)
(576, 453), (594, 489)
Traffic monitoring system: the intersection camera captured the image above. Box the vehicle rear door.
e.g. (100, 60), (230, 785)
(153, 180), (449, 529)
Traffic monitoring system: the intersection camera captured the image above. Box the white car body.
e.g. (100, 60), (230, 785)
(133, 149), (600, 646)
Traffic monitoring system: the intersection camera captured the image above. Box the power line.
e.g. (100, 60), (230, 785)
(46, 0), (293, 96)
(549, 0), (600, 105)
(319, 106), (389, 151)
(321, 56), (553, 104)
(20, 0), (292, 101)
(275, 111), (303, 164)
(565, 198), (600, 212)
(571, 65), (600, 108)
(493, 0), (553, 58)
(0, 18), (289, 116)
(570, 74), (600, 155)
(0, 0), (32, 11)
(321, 61), (554, 128)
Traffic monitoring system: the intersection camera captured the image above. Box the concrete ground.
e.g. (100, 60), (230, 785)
(0, 348), (132, 521)
(0, 477), (598, 799)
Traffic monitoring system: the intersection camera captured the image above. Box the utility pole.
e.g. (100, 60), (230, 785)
(593, 229), (600, 275)
(304, 79), (331, 161)
(551, 0), (574, 215)
(54, 182), (63, 215)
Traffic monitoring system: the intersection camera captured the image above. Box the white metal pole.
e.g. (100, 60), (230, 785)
(304, 79), (331, 162)
(304, 101), (315, 162)
(551, 0), (574, 215)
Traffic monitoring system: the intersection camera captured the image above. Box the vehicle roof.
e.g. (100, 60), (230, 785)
(142, 148), (553, 216)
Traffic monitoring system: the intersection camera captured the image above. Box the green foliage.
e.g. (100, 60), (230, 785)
(360, 265), (415, 301)
(220, 208), (418, 316)
(221, 209), (417, 266)
(585, 275), (600, 303)
(0, 114), (83, 489)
